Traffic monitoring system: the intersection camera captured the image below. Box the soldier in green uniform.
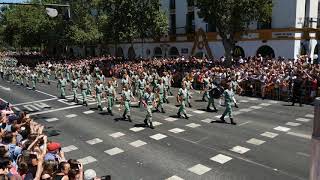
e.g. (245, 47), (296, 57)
(185, 79), (193, 108)
(94, 80), (104, 111)
(79, 76), (88, 106)
(31, 71), (37, 90)
(121, 85), (135, 122)
(57, 76), (67, 99)
(104, 81), (116, 116)
(142, 86), (157, 129)
(207, 79), (218, 112)
(86, 73), (92, 95)
(162, 72), (170, 103)
(156, 79), (166, 113)
(219, 84), (238, 125)
(46, 68), (51, 85)
(177, 84), (189, 119)
(71, 76), (78, 102)
(202, 74), (210, 101)
(137, 75), (146, 106)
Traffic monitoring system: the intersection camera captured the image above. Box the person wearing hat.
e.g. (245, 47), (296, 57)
(45, 142), (64, 162)
(155, 79), (166, 113)
(104, 81), (116, 116)
(218, 83), (238, 125)
(57, 75), (67, 99)
(94, 80), (104, 111)
(79, 76), (89, 106)
(177, 83), (189, 119)
(142, 86), (157, 129)
(121, 85), (135, 122)
(70, 76), (79, 103)
(84, 169), (98, 180)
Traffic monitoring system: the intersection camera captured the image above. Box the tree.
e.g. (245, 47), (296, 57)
(196, 0), (273, 65)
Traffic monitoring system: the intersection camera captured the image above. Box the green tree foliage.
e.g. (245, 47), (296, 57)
(196, 0), (273, 65)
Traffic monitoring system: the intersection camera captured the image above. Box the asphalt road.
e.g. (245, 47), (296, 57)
(0, 78), (313, 180)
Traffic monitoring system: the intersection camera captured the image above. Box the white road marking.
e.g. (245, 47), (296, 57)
(66, 114), (78, 118)
(287, 132), (311, 139)
(166, 175), (184, 180)
(109, 132), (125, 138)
(29, 105), (82, 116)
(305, 114), (314, 118)
(152, 121), (162, 126)
(0, 85), (10, 91)
(297, 152), (310, 157)
(62, 145), (78, 153)
(239, 108), (253, 112)
(35, 90), (57, 98)
(247, 97), (259, 101)
(267, 100), (279, 104)
(168, 128), (185, 134)
(188, 164), (212, 175)
(201, 118), (213, 123)
(250, 106), (262, 109)
(129, 140), (147, 147)
(13, 98), (57, 106)
(83, 110), (95, 114)
(77, 156), (97, 165)
(23, 104), (40, 111)
(186, 123), (201, 128)
(274, 126), (291, 132)
(186, 114), (193, 117)
(0, 97), (8, 103)
(104, 147), (124, 156)
(296, 118), (311, 122)
(239, 100), (249, 103)
(58, 99), (76, 106)
(233, 111), (242, 115)
(86, 138), (103, 145)
(130, 127), (145, 132)
(260, 103), (271, 106)
(285, 122), (301, 127)
(193, 110), (206, 114)
(34, 102), (50, 109)
(164, 117), (178, 122)
(230, 146), (250, 154)
(210, 154), (233, 164)
(238, 121), (251, 126)
(261, 132), (278, 138)
(246, 138), (266, 146)
(150, 133), (167, 140)
(45, 118), (59, 122)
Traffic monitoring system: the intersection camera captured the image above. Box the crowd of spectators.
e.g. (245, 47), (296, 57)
(0, 101), (105, 180)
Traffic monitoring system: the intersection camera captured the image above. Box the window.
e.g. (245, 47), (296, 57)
(206, 20), (216, 32)
(170, 0), (176, 9)
(187, 0), (195, 7)
(186, 12), (195, 33)
(170, 14), (176, 35)
(257, 18), (272, 29)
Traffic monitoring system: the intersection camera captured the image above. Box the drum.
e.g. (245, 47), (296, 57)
(210, 86), (224, 99)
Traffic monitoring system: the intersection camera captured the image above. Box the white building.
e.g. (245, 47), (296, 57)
(73, 0), (320, 60)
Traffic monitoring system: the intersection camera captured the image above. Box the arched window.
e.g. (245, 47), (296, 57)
(128, 46), (136, 59)
(256, 45), (275, 58)
(116, 47), (124, 57)
(169, 47), (179, 57)
(154, 47), (162, 57)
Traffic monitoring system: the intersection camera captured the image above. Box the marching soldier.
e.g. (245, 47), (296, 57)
(177, 83), (189, 119)
(79, 76), (88, 106)
(71, 76), (78, 103)
(162, 72), (170, 103)
(207, 79), (218, 112)
(57, 75), (67, 99)
(86, 73), (93, 95)
(94, 80), (104, 111)
(219, 83), (238, 125)
(184, 79), (193, 108)
(138, 75), (146, 106)
(142, 86), (157, 129)
(202, 74), (210, 102)
(31, 71), (37, 90)
(104, 81), (116, 116)
(121, 85), (135, 122)
(156, 79), (166, 113)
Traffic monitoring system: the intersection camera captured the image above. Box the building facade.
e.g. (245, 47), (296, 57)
(72, 0), (320, 60)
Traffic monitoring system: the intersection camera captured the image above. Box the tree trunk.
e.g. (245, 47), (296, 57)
(221, 37), (233, 67)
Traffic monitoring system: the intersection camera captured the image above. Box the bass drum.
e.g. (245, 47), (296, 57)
(210, 86), (224, 99)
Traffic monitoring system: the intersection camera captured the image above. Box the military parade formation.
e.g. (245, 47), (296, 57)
(0, 57), (241, 129)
